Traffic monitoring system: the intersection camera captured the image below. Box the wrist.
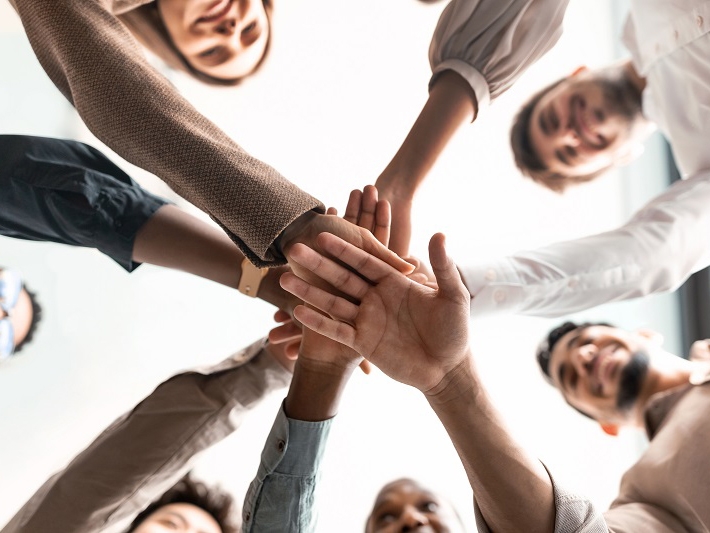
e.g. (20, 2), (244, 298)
(276, 210), (318, 256)
(284, 358), (356, 422)
(376, 171), (420, 201)
(257, 266), (292, 310)
(424, 350), (479, 406)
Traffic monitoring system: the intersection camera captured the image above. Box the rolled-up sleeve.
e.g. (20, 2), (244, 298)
(473, 465), (608, 532)
(429, 0), (570, 112)
(1, 339), (292, 533)
(242, 406), (333, 532)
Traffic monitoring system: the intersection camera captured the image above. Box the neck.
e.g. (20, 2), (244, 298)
(638, 350), (694, 415)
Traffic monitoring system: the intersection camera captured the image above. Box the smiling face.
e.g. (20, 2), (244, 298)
(132, 503), (222, 533)
(157, 0), (270, 80)
(547, 325), (651, 425)
(516, 65), (650, 190)
(365, 479), (464, 533)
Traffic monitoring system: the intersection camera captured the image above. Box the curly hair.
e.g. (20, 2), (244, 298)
(127, 474), (237, 533)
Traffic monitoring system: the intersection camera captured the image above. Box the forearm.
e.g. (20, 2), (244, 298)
(465, 170), (710, 317)
(426, 354), (555, 533)
(132, 205), (294, 310)
(376, 71), (477, 199)
(244, 346), (353, 531)
(284, 358), (356, 422)
(11, 0), (321, 265)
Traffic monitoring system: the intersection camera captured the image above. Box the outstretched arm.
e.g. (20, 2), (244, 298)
(1, 339), (291, 533)
(376, 71), (477, 256)
(462, 170), (710, 317)
(9, 0), (320, 267)
(279, 233), (559, 532)
(8, 0), (410, 277)
(375, 0), (569, 257)
(243, 188), (391, 532)
(132, 204), (296, 313)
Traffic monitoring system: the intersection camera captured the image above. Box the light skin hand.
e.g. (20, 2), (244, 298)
(280, 232), (471, 395)
(278, 205), (412, 287)
(375, 71), (478, 257)
(281, 186), (393, 420)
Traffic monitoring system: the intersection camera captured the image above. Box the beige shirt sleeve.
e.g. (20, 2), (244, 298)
(472, 463), (608, 533)
(9, 0), (323, 267)
(1, 338), (291, 533)
(429, 0), (569, 113)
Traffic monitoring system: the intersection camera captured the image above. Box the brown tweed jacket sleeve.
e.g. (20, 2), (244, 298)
(9, 0), (324, 267)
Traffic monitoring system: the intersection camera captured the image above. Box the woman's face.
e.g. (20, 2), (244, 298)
(157, 0), (269, 80)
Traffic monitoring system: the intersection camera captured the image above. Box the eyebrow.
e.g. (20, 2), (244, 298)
(162, 511), (188, 527)
(196, 47), (231, 67)
(554, 332), (583, 392)
(538, 108), (549, 136)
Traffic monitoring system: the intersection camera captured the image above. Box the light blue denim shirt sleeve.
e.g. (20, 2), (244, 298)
(242, 404), (333, 532)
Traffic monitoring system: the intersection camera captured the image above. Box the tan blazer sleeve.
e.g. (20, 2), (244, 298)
(1, 339), (291, 533)
(9, 0), (323, 266)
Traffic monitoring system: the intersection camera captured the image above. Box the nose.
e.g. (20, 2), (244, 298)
(213, 17), (237, 36)
(573, 344), (596, 376)
(399, 505), (429, 531)
(559, 124), (581, 148)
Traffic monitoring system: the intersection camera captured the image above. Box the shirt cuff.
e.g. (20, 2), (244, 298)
(430, 59), (490, 119)
(258, 405), (334, 478)
(460, 260), (525, 316)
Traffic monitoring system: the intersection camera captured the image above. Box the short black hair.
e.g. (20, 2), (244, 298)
(13, 283), (42, 354)
(536, 321), (614, 422)
(127, 474), (237, 533)
(536, 321), (614, 381)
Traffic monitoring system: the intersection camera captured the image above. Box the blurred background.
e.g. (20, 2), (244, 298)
(0, 0), (688, 530)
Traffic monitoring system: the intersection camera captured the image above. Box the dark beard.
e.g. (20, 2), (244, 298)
(616, 350), (650, 411)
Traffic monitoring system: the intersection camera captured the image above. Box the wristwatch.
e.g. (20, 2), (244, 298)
(238, 258), (269, 297)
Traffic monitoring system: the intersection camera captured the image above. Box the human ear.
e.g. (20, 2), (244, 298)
(599, 422), (619, 436)
(636, 328), (663, 346)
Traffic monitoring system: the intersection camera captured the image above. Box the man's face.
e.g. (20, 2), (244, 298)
(0, 269), (33, 360)
(528, 68), (646, 179)
(132, 503), (222, 533)
(548, 325), (651, 424)
(365, 479), (464, 533)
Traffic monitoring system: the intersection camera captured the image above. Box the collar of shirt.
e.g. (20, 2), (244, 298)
(643, 359), (710, 438)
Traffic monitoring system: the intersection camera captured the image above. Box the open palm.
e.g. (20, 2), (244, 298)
(280, 232), (471, 393)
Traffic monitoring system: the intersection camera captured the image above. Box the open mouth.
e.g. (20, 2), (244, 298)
(591, 345), (620, 395)
(571, 96), (605, 149)
(196, 0), (233, 23)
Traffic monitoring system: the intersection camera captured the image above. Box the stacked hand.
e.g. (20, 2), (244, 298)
(270, 186), (393, 374)
(280, 231), (472, 395)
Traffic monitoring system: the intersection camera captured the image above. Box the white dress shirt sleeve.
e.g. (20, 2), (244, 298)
(462, 170), (710, 317)
(429, 0), (569, 112)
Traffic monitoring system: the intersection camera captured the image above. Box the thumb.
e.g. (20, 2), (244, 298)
(428, 233), (465, 299)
